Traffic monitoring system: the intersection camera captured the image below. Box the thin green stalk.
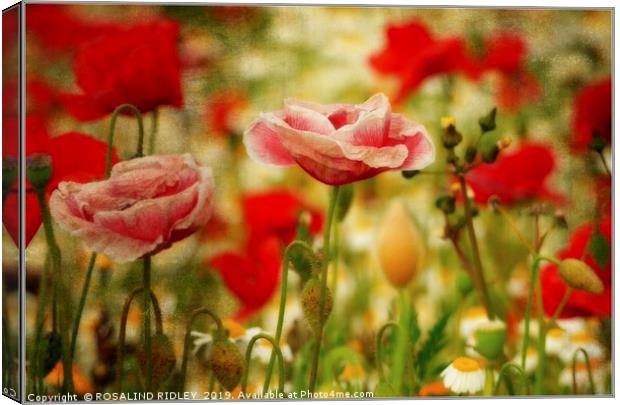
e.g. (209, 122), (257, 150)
(597, 151), (611, 177)
(375, 322), (399, 382)
(106, 103), (145, 177)
(391, 291), (411, 395)
(148, 109), (159, 155)
(69, 253), (96, 360)
(31, 253), (51, 394)
(308, 185), (341, 392)
(572, 348), (595, 394)
(521, 257), (540, 369)
(534, 264), (546, 395)
(179, 307), (224, 391)
(262, 255), (290, 393)
(242, 333), (285, 395)
(494, 363), (529, 395)
(142, 256), (152, 391)
(115, 288), (163, 392)
(458, 175), (495, 319)
(34, 189), (73, 393)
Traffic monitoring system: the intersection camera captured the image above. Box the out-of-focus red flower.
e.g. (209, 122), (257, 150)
(61, 20), (183, 121)
(26, 4), (122, 55)
(541, 215), (611, 318)
(4, 76), (61, 118)
(466, 142), (564, 205)
(472, 31), (540, 112)
(210, 237), (282, 320)
(204, 91), (247, 137)
(571, 77), (612, 153)
(2, 117), (119, 247)
(2, 5), (19, 58)
(243, 189), (323, 246)
(369, 20), (477, 102)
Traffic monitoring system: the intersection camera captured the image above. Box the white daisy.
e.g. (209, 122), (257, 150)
(191, 318), (262, 356)
(513, 347), (538, 374)
(545, 327), (568, 357)
(560, 331), (606, 363)
(558, 360), (607, 394)
(441, 357), (486, 394)
(459, 306), (490, 339)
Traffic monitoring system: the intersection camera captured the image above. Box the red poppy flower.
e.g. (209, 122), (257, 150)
(2, 117), (119, 247)
(495, 71), (541, 113)
(369, 19), (477, 102)
(4, 76), (61, 118)
(204, 91), (247, 137)
(26, 4), (122, 55)
(242, 189), (323, 246)
(61, 20), (183, 122)
(210, 237), (282, 320)
(2, 5), (19, 58)
(571, 77), (612, 153)
(466, 142), (564, 205)
(541, 215), (611, 318)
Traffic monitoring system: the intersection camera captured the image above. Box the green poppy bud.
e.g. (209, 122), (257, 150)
(442, 124), (463, 149)
(478, 107), (497, 133)
(208, 336), (244, 392)
(465, 145), (478, 163)
(137, 332), (176, 389)
(435, 195), (456, 214)
(481, 144), (500, 163)
(301, 277), (333, 335)
(558, 258), (604, 294)
(286, 241), (320, 282)
(26, 153), (52, 190)
(474, 321), (506, 360)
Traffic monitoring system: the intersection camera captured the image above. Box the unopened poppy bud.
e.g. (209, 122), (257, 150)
(473, 321), (506, 360)
(26, 153), (52, 190)
(335, 183), (354, 222)
(478, 107), (497, 133)
(208, 336), (244, 392)
(589, 131), (606, 153)
(137, 332), (176, 388)
(301, 277), (333, 335)
(441, 116), (456, 129)
(456, 270), (473, 296)
(481, 144), (500, 163)
(442, 124), (463, 149)
(401, 169), (420, 179)
(496, 136), (512, 150)
(2, 156), (18, 191)
(435, 195), (456, 214)
(554, 210), (568, 228)
(465, 145), (478, 163)
(558, 258), (604, 294)
(377, 201), (425, 288)
(286, 241), (320, 282)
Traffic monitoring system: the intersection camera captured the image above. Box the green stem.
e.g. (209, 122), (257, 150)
(521, 257), (540, 370)
(550, 287), (573, 324)
(106, 103), (145, 176)
(534, 262), (546, 395)
(34, 189), (73, 393)
(69, 253), (96, 361)
(148, 109), (159, 155)
(262, 254), (290, 393)
(31, 253), (51, 394)
(242, 333), (285, 395)
(572, 348), (595, 394)
(179, 307), (224, 391)
(391, 291), (411, 395)
(143, 256), (152, 391)
(308, 185), (340, 392)
(493, 363), (529, 395)
(458, 175), (495, 319)
(597, 151), (611, 177)
(115, 287), (163, 393)
(375, 322), (400, 382)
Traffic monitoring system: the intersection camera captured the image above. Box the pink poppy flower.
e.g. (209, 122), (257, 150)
(243, 93), (435, 185)
(49, 154), (215, 263)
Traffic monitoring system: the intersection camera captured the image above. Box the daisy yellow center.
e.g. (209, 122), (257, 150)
(571, 331), (593, 344)
(464, 306), (487, 319)
(223, 319), (246, 339)
(548, 328), (565, 338)
(453, 357), (481, 372)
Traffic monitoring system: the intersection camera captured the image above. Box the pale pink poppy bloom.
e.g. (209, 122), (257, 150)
(243, 93), (435, 185)
(49, 154), (215, 263)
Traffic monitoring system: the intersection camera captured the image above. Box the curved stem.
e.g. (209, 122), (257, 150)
(263, 254), (290, 393)
(179, 307), (224, 391)
(375, 322), (399, 382)
(115, 287), (163, 393)
(69, 253), (96, 360)
(494, 204), (536, 256)
(493, 363), (529, 395)
(458, 175), (494, 319)
(308, 185), (341, 392)
(148, 109), (159, 155)
(242, 333), (285, 395)
(550, 287), (573, 323)
(106, 103), (145, 176)
(572, 348), (595, 395)
(142, 256), (153, 391)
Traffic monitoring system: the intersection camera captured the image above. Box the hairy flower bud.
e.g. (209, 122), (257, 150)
(137, 332), (176, 389)
(377, 201), (425, 288)
(208, 336), (244, 392)
(558, 258), (604, 294)
(26, 153), (52, 190)
(301, 277), (333, 335)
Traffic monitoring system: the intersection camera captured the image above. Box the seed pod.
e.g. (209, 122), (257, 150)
(38, 331), (62, 377)
(301, 277), (333, 335)
(2, 156), (18, 191)
(473, 321), (506, 360)
(26, 153), (52, 190)
(137, 332), (176, 389)
(376, 201), (425, 288)
(208, 337), (244, 392)
(558, 258), (604, 294)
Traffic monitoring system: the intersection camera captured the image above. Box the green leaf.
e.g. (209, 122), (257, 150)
(414, 310), (452, 382)
(589, 232), (609, 268)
